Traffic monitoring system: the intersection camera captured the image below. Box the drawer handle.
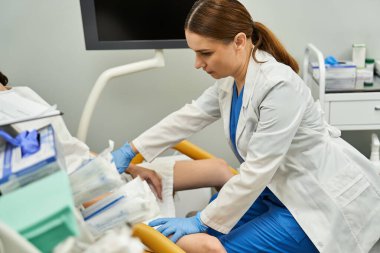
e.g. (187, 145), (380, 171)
(375, 106), (380, 111)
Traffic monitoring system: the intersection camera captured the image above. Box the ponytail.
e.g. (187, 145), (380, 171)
(185, 0), (298, 73)
(252, 22), (299, 73)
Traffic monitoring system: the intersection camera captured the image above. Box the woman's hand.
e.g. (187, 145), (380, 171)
(111, 142), (136, 174)
(149, 212), (208, 243)
(127, 164), (163, 200)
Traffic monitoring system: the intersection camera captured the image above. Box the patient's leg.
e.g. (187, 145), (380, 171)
(176, 233), (226, 253)
(173, 158), (234, 191)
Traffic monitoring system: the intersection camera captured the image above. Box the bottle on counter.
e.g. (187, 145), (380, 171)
(352, 43), (366, 69)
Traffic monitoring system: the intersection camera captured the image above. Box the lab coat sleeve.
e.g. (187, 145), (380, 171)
(201, 80), (308, 234)
(133, 83), (221, 162)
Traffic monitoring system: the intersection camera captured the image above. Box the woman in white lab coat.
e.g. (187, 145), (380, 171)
(112, 0), (380, 252)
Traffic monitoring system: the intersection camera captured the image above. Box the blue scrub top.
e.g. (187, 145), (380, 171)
(229, 82), (245, 163)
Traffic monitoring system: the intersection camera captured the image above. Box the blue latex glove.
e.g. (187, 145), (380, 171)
(0, 130), (21, 146)
(16, 130), (40, 157)
(325, 55), (338, 65)
(149, 212), (208, 243)
(111, 142), (136, 174)
(0, 129), (40, 157)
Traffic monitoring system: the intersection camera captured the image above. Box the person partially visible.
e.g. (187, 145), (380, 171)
(112, 0), (380, 252)
(0, 70), (91, 172)
(0, 71), (9, 91)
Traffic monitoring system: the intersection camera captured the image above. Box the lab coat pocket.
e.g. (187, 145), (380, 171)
(332, 166), (380, 236)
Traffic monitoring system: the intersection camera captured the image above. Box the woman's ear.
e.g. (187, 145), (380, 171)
(234, 32), (247, 50)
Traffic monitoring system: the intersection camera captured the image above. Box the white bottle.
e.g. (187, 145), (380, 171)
(370, 133), (380, 175)
(352, 43), (366, 69)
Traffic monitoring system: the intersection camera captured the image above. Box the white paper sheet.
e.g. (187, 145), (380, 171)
(0, 90), (61, 126)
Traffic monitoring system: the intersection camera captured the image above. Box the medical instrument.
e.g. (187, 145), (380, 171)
(352, 43), (366, 68)
(111, 142), (136, 173)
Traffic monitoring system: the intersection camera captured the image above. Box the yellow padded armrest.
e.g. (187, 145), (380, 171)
(131, 140), (238, 175)
(173, 140), (238, 175)
(128, 141), (238, 252)
(131, 153), (145, 164)
(173, 140), (214, 160)
(132, 223), (185, 253)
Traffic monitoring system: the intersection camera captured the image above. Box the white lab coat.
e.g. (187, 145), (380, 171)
(133, 50), (380, 253)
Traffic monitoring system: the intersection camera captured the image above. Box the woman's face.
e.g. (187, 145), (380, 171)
(185, 30), (240, 79)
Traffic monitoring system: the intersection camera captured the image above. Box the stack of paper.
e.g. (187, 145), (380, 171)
(309, 61), (357, 90)
(0, 90), (61, 126)
(309, 62), (356, 80)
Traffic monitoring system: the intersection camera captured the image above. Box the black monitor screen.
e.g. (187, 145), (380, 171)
(80, 0), (196, 50)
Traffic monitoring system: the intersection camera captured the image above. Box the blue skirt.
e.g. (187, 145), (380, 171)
(207, 188), (319, 253)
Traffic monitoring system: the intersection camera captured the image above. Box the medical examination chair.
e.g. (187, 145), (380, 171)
(131, 140), (237, 253)
(0, 140), (236, 253)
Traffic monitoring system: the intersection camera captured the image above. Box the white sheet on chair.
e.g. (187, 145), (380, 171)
(138, 156), (178, 218)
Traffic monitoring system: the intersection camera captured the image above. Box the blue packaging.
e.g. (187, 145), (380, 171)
(0, 124), (65, 194)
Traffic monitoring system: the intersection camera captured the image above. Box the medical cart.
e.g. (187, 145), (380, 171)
(303, 44), (380, 131)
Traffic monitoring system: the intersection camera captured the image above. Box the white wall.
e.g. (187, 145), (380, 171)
(1, 0), (380, 167)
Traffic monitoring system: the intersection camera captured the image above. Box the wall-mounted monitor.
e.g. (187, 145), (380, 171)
(80, 0), (196, 50)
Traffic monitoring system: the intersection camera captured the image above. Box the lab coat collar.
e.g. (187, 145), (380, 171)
(243, 49), (273, 108)
(218, 49), (273, 107)
(218, 77), (234, 93)
(218, 49), (272, 153)
(242, 53), (256, 108)
(235, 50), (274, 157)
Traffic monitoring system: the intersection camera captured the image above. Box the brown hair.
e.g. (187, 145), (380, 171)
(185, 0), (299, 73)
(0, 71), (8, 86)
